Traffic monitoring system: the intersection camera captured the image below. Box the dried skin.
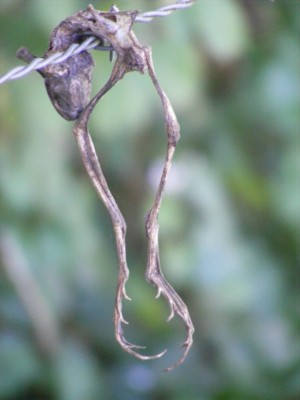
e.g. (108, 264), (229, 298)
(17, 20), (94, 121)
(18, 5), (194, 370)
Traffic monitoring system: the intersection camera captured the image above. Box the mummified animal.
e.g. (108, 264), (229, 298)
(17, 5), (194, 371)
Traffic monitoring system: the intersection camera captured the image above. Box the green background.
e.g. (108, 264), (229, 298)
(0, 1), (299, 399)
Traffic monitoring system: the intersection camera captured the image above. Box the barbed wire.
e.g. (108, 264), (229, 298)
(0, 0), (195, 85)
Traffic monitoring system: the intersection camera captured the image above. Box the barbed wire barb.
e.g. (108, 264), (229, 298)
(0, 0), (195, 85)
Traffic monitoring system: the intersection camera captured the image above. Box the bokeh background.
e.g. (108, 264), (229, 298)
(0, 0), (299, 399)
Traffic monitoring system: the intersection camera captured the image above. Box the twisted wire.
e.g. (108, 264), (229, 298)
(135, 0), (194, 22)
(0, 0), (195, 85)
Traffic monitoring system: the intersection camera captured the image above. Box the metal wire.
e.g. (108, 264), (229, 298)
(135, 0), (194, 22)
(0, 0), (195, 85)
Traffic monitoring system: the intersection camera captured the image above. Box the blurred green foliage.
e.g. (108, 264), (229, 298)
(0, 1), (299, 399)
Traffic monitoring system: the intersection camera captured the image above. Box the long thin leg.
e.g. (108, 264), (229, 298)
(74, 46), (193, 370)
(73, 58), (166, 361)
(144, 47), (194, 371)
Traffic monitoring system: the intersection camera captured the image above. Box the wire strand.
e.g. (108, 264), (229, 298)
(0, 0), (195, 85)
(135, 0), (194, 22)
